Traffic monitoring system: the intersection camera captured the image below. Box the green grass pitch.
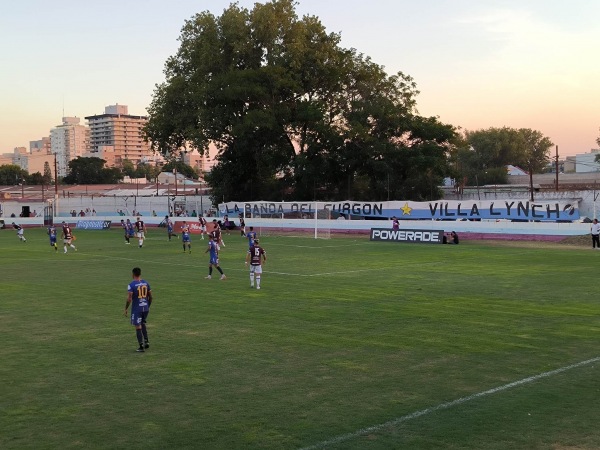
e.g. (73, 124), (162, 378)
(2, 227), (600, 449)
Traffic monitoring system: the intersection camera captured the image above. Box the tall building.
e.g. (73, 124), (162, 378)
(50, 117), (89, 177)
(85, 104), (152, 168)
(30, 136), (51, 154)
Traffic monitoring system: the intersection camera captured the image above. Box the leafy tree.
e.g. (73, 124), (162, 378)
(135, 162), (161, 180)
(26, 172), (45, 185)
(146, 0), (456, 202)
(0, 164), (28, 185)
(121, 159), (136, 177)
(162, 160), (199, 180)
(458, 127), (553, 185)
(63, 157), (123, 184)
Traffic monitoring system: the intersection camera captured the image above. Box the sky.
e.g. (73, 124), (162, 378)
(1, 0), (599, 157)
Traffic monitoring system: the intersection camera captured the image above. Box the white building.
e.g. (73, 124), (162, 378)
(574, 149), (600, 173)
(50, 117), (89, 177)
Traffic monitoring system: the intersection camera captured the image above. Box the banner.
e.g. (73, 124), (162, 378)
(220, 199), (580, 222)
(370, 228), (444, 244)
(76, 220), (111, 230)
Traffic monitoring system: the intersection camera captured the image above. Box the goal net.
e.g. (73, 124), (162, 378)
(314, 204), (331, 239)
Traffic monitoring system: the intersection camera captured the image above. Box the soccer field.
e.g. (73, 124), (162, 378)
(2, 227), (600, 449)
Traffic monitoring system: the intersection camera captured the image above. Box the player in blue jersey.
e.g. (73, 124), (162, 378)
(47, 224), (58, 251)
(124, 267), (153, 352)
(204, 234), (226, 280)
(246, 226), (257, 248)
(165, 215), (177, 241)
(120, 219), (130, 244)
(181, 221), (191, 253)
(125, 219), (135, 244)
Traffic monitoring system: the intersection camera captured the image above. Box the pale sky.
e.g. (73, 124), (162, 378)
(1, 0), (599, 157)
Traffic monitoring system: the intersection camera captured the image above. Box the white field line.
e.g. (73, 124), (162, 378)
(267, 268), (378, 277)
(299, 356), (600, 450)
(266, 241), (368, 249)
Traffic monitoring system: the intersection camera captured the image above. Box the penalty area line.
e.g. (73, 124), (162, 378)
(299, 356), (600, 450)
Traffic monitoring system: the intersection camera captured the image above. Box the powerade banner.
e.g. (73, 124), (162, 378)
(76, 220), (111, 230)
(219, 199), (580, 222)
(370, 228), (444, 244)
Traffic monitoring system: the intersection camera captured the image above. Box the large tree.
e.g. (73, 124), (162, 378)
(0, 165), (28, 185)
(63, 157), (123, 184)
(457, 127), (553, 185)
(146, 0), (456, 202)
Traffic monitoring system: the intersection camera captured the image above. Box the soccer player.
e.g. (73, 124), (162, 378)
(47, 224), (58, 251)
(204, 234), (226, 280)
(245, 238), (266, 289)
(239, 214), (246, 237)
(246, 226), (257, 249)
(61, 221), (77, 253)
(181, 221), (191, 253)
(198, 216), (207, 240)
(125, 219), (135, 244)
(211, 220), (224, 249)
(12, 222), (26, 242)
(120, 219), (130, 244)
(165, 215), (177, 241)
(135, 216), (147, 248)
(124, 267), (152, 352)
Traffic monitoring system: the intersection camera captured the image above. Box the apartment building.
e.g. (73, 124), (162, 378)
(50, 117), (89, 177)
(85, 104), (151, 167)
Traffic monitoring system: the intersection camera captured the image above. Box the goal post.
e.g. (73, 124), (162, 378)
(314, 202), (331, 239)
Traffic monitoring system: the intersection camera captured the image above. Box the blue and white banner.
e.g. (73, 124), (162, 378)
(220, 199), (580, 222)
(76, 220), (112, 230)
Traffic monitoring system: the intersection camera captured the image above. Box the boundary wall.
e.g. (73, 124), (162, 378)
(2, 216), (591, 241)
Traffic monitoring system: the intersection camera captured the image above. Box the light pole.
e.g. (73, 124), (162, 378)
(174, 168), (178, 196)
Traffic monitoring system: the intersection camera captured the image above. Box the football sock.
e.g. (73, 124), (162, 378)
(256, 275), (261, 289)
(136, 329), (144, 346)
(217, 267), (224, 275)
(209, 267), (213, 276)
(141, 323), (148, 342)
(250, 273), (254, 287)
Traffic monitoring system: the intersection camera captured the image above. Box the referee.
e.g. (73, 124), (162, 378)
(591, 218), (600, 249)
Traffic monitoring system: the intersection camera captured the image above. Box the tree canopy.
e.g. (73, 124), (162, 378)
(145, 0), (457, 203)
(63, 157), (123, 184)
(0, 165), (28, 185)
(451, 127), (553, 186)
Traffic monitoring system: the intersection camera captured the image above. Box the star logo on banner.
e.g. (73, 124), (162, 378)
(401, 202), (412, 215)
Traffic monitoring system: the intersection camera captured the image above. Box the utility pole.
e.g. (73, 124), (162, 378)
(54, 153), (58, 197)
(529, 162), (534, 202)
(555, 145), (559, 191)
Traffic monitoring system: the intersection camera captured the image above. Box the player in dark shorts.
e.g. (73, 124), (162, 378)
(124, 267), (153, 352)
(204, 235), (226, 280)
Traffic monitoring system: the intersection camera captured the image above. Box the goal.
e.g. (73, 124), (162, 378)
(314, 203), (331, 239)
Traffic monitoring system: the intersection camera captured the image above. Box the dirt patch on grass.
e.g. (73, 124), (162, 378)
(555, 234), (590, 247)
